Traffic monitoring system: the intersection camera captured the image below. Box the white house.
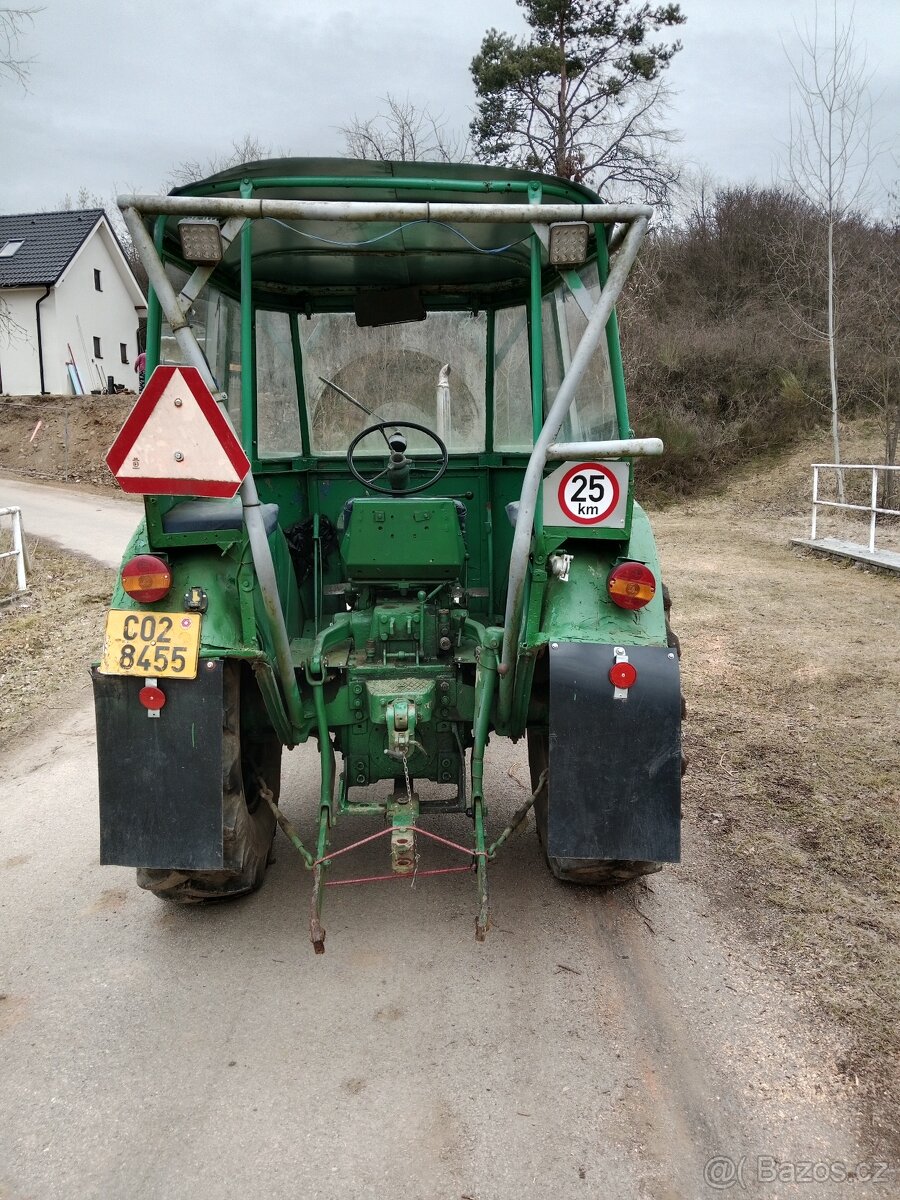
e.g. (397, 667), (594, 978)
(0, 209), (147, 395)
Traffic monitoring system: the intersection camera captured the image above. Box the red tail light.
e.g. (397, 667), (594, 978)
(607, 562), (656, 611)
(121, 555), (171, 603)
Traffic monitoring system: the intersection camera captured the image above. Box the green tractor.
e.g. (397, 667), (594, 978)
(93, 158), (683, 952)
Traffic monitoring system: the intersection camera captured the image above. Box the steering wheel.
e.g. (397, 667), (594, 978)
(346, 421), (448, 496)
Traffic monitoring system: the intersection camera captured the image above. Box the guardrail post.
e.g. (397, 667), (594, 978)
(870, 467), (878, 553)
(12, 508), (25, 592)
(0, 507), (28, 594)
(811, 466), (819, 540)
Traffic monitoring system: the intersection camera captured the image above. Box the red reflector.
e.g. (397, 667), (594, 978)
(122, 555), (171, 603)
(607, 562), (656, 611)
(609, 661), (637, 688)
(138, 685), (166, 710)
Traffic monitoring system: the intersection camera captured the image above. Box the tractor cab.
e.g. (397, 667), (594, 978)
(93, 158), (682, 953)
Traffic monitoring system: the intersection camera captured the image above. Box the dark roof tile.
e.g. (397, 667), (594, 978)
(0, 209), (106, 288)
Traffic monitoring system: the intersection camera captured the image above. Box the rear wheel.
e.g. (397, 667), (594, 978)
(527, 728), (661, 886)
(664, 582), (689, 767)
(137, 661), (281, 903)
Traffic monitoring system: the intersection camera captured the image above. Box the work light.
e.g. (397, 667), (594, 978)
(178, 218), (223, 264)
(548, 221), (590, 266)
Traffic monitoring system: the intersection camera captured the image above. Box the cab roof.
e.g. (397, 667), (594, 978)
(162, 157), (605, 310)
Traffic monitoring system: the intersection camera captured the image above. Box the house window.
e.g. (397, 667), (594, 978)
(93, 336), (102, 358)
(0, 240), (23, 257)
(120, 343), (128, 364)
(94, 269), (102, 291)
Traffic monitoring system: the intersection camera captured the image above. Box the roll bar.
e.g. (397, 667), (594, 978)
(119, 194), (656, 731)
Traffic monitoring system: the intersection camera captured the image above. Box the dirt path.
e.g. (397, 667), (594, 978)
(0, 473), (140, 568)
(1, 695), (894, 1200)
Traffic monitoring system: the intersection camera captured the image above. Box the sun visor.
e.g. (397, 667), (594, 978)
(354, 287), (427, 328)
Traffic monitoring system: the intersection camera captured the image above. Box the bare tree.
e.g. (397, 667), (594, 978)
(58, 185), (108, 213)
(339, 93), (469, 163)
(0, 297), (26, 356)
(675, 165), (719, 235)
(1, 7), (41, 345)
(783, 3), (876, 500)
(841, 215), (900, 505)
(0, 6), (40, 87)
(166, 135), (275, 189)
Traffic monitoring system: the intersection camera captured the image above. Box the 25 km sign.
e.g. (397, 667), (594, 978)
(557, 462), (619, 524)
(542, 459), (630, 530)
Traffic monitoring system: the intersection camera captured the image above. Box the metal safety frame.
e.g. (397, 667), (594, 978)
(118, 189), (658, 728)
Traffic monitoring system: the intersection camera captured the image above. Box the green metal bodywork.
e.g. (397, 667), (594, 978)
(341, 498), (466, 582)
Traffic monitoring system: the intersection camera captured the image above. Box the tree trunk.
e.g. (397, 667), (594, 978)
(557, 19), (567, 177)
(884, 418), (898, 509)
(827, 217), (845, 504)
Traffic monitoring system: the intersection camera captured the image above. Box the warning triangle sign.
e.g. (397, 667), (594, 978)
(106, 366), (251, 498)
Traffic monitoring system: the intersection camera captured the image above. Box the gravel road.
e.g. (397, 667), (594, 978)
(0, 474), (140, 569)
(0, 484), (894, 1200)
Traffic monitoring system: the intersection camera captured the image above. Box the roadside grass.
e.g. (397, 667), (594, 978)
(654, 419), (900, 1153)
(0, 536), (114, 742)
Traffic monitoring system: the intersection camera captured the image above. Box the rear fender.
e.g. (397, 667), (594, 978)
(109, 521), (248, 655)
(92, 661), (225, 869)
(546, 642), (681, 863)
(541, 503), (668, 647)
(107, 519), (302, 741)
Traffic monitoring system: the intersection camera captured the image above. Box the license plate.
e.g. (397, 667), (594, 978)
(99, 610), (202, 679)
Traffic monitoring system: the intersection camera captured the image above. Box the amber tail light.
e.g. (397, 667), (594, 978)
(607, 562), (656, 611)
(121, 555), (171, 603)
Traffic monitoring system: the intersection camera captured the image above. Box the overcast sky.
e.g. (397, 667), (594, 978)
(1, 0), (897, 215)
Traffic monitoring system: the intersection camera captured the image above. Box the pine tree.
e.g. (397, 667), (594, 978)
(470, 1), (685, 203)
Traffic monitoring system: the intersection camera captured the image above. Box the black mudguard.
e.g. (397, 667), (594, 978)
(547, 643), (681, 862)
(92, 661), (224, 869)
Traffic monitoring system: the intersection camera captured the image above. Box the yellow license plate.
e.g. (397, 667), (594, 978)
(99, 610), (202, 679)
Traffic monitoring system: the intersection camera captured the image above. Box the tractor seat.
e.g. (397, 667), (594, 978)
(161, 497), (280, 536)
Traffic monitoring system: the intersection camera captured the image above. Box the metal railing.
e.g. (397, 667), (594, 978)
(811, 464), (900, 553)
(0, 506), (27, 594)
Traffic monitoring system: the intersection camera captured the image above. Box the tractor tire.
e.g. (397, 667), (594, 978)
(137, 661), (281, 903)
(663, 582), (689, 767)
(663, 582), (680, 660)
(527, 728), (662, 886)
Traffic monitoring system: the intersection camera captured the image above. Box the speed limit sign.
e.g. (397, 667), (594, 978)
(542, 459), (629, 529)
(557, 462), (619, 524)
